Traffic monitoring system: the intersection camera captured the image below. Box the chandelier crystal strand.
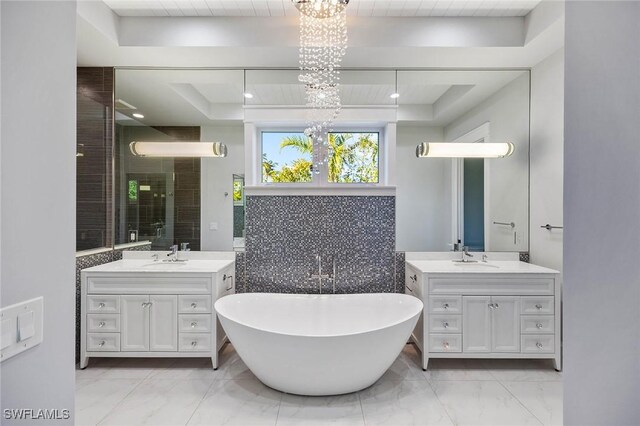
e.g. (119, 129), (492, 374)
(296, 0), (348, 173)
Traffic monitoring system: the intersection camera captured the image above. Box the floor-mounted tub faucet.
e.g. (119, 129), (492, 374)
(309, 254), (336, 294)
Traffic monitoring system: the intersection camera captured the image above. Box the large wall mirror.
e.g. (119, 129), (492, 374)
(104, 68), (529, 253)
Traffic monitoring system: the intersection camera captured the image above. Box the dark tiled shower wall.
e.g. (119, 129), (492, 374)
(245, 196), (397, 294)
(152, 126), (202, 251)
(75, 244), (151, 363)
(77, 67), (114, 251)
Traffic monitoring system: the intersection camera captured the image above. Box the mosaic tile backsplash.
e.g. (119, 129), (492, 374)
(245, 196), (397, 294)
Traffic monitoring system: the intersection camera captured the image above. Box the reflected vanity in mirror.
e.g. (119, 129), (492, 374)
(233, 174), (245, 250)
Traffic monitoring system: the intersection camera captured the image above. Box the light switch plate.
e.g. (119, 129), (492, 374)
(0, 297), (43, 362)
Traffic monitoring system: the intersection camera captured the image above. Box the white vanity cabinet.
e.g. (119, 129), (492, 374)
(80, 252), (236, 369)
(405, 254), (561, 371)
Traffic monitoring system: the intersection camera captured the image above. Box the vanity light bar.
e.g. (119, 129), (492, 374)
(129, 141), (228, 158)
(415, 142), (514, 158)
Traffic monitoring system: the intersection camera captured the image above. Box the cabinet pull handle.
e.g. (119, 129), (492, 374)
(98, 302), (105, 308)
(442, 303), (449, 310)
(98, 341), (105, 347)
(98, 321), (106, 328)
(536, 323), (543, 329)
(535, 304), (543, 310)
(141, 302), (146, 307)
(191, 322), (198, 328)
(225, 275), (234, 291)
(410, 274), (417, 282)
(191, 341), (198, 347)
(443, 321), (449, 328)
(405, 285), (413, 293)
(536, 342), (543, 349)
(494, 303), (499, 308)
(191, 302), (197, 309)
(488, 303), (495, 309)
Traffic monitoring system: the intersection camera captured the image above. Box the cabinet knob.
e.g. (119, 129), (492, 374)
(442, 303), (449, 310)
(535, 304), (543, 310)
(410, 274), (417, 282)
(98, 321), (106, 328)
(98, 341), (105, 347)
(191, 341), (198, 347)
(443, 341), (450, 349)
(442, 321), (449, 328)
(536, 342), (543, 349)
(98, 302), (105, 308)
(488, 303), (495, 309)
(494, 303), (499, 308)
(536, 323), (543, 329)
(191, 302), (197, 309)
(191, 322), (198, 328)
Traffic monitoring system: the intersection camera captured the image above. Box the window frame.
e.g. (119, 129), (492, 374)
(257, 126), (385, 188)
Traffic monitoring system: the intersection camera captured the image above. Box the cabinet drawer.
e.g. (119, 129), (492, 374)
(87, 333), (120, 352)
(87, 296), (119, 314)
(521, 296), (554, 314)
(429, 334), (462, 353)
(521, 335), (555, 353)
(429, 314), (462, 333)
(521, 316), (555, 334)
(429, 277), (554, 295)
(179, 314), (212, 332)
(87, 314), (120, 332)
(178, 295), (211, 313)
(87, 276), (212, 294)
(429, 296), (462, 314)
(179, 333), (212, 352)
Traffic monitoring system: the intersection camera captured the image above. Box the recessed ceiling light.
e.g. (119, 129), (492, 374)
(132, 113), (144, 119)
(390, 93), (400, 99)
(243, 93), (254, 99)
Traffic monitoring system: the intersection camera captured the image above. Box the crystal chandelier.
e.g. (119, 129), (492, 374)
(293, 0), (349, 174)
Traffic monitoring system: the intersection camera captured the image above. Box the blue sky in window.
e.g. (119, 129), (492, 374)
(262, 132), (311, 168)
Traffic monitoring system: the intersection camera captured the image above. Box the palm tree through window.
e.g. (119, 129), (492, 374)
(261, 132), (379, 184)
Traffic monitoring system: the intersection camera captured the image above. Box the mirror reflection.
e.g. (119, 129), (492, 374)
(112, 68), (529, 253)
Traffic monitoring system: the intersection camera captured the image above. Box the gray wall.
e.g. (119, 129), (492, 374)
(564, 2), (640, 424)
(200, 125), (245, 251)
(395, 125), (452, 252)
(1, 1), (77, 424)
(530, 48), (564, 273)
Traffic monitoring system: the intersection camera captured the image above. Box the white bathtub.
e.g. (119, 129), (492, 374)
(214, 292), (423, 396)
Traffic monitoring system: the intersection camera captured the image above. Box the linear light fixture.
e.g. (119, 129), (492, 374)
(416, 142), (514, 158)
(129, 141), (228, 158)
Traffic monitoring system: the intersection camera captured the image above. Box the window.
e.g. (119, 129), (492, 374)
(261, 132), (313, 183)
(260, 131), (380, 184)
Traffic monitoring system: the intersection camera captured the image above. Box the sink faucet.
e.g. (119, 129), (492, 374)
(461, 246), (474, 262)
(167, 244), (179, 262)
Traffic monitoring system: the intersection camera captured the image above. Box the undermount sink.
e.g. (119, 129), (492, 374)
(452, 261), (500, 269)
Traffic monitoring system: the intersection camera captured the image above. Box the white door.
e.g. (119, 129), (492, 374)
(149, 295), (178, 352)
(462, 296), (491, 352)
(491, 296), (521, 352)
(121, 295), (150, 351)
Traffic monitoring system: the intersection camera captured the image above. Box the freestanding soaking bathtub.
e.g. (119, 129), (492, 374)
(214, 292), (423, 396)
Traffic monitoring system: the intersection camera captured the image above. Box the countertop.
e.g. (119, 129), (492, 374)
(406, 260), (559, 275)
(82, 258), (235, 274)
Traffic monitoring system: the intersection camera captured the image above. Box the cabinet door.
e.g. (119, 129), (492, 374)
(121, 295), (150, 351)
(149, 295), (178, 352)
(462, 296), (491, 352)
(491, 296), (520, 352)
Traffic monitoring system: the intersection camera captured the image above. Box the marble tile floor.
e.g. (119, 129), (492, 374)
(76, 343), (562, 426)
